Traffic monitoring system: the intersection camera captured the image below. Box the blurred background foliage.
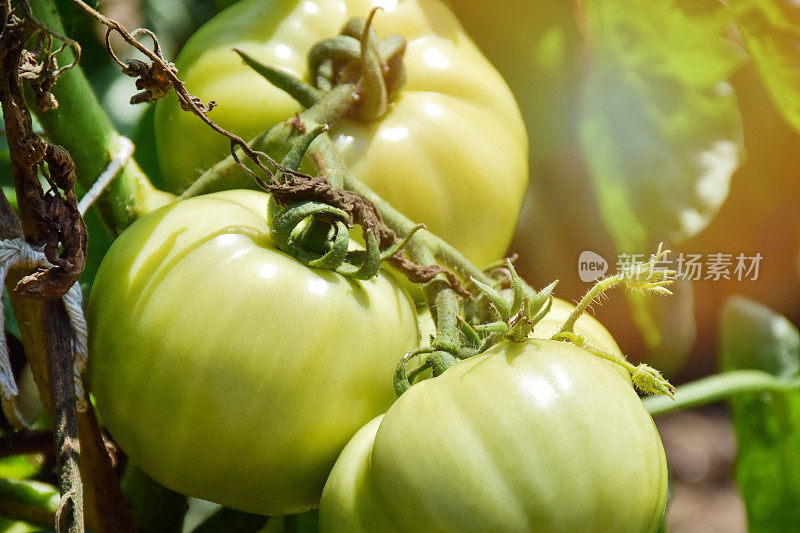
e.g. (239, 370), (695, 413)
(452, 0), (800, 382)
(3, 0), (800, 531)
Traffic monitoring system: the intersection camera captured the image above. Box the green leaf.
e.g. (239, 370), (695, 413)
(0, 454), (39, 481)
(3, 290), (21, 341)
(449, 0), (583, 165)
(720, 295), (800, 531)
(0, 478), (58, 529)
(579, 0), (744, 252)
(191, 507), (268, 533)
(121, 465), (188, 533)
(729, 0), (800, 133)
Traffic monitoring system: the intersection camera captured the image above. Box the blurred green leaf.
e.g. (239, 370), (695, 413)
(0, 478), (58, 530)
(0, 455), (39, 481)
(729, 0), (800, 133)
(122, 465), (188, 533)
(132, 104), (165, 190)
(3, 290), (21, 341)
(54, 0), (99, 35)
(449, 0), (583, 166)
(215, 0), (242, 11)
(579, 0), (744, 252)
(626, 278), (695, 376)
(0, 516), (40, 533)
(720, 295), (800, 531)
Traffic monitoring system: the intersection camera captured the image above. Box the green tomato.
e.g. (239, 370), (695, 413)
(320, 339), (668, 532)
(154, 0), (528, 267)
(87, 190), (420, 515)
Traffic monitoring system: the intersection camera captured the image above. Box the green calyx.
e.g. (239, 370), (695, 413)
(466, 261), (559, 349)
(393, 247), (679, 401)
(239, 9), (406, 124)
(266, 124), (419, 280)
(393, 262), (560, 397)
(308, 8), (407, 121)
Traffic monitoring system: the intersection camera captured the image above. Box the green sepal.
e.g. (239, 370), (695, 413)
(269, 201), (348, 252)
(276, 123), (329, 181)
(235, 48), (321, 109)
(473, 321), (509, 334)
(507, 259), (525, 316)
(307, 220), (350, 269)
(457, 317), (482, 348)
(334, 229), (381, 280)
(527, 280), (558, 322)
(471, 277), (511, 320)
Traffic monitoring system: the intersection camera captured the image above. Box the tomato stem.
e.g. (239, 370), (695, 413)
(177, 83), (354, 201)
(560, 244), (675, 336)
(644, 370), (800, 416)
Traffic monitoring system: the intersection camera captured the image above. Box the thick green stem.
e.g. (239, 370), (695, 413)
(644, 370), (800, 416)
(179, 83), (354, 200)
(29, 0), (173, 235)
(424, 279), (461, 354)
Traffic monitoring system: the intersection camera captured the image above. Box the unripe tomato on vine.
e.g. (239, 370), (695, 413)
(154, 0), (529, 267)
(320, 338), (669, 532)
(87, 190), (420, 515)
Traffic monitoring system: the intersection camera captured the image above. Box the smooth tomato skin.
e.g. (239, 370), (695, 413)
(87, 190), (420, 515)
(320, 339), (668, 532)
(154, 0), (528, 267)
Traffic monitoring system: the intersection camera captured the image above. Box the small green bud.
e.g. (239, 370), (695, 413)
(631, 364), (676, 399)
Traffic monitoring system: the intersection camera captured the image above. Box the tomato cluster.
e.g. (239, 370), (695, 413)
(87, 0), (669, 530)
(154, 0), (528, 267)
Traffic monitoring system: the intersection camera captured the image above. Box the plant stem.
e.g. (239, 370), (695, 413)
(178, 83), (355, 200)
(29, 0), (174, 235)
(560, 277), (620, 336)
(644, 370), (800, 417)
(0, 429), (53, 457)
(2, 2), (136, 531)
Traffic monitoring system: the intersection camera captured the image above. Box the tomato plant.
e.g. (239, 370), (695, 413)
(87, 190), (420, 515)
(5, 1), (800, 532)
(153, 0), (528, 266)
(320, 338), (668, 532)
